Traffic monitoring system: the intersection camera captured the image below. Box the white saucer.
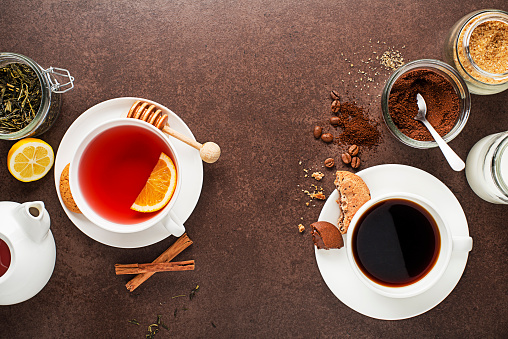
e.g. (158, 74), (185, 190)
(54, 97), (203, 248)
(315, 164), (471, 320)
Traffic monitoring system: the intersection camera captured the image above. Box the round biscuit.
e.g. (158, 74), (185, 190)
(59, 163), (81, 214)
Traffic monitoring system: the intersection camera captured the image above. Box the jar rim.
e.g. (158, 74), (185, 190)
(457, 9), (508, 83)
(0, 52), (51, 139)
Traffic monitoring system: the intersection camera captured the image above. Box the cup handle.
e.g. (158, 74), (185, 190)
(161, 210), (185, 237)
(452, 236), (473, 252)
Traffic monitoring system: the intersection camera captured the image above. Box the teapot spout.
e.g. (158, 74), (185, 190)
(15, 201), (51, 243)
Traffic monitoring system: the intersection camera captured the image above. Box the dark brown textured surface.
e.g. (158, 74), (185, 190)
(1, 1), (507, 337)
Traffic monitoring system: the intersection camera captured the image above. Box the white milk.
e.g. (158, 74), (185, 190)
(465, 131), (508, 204)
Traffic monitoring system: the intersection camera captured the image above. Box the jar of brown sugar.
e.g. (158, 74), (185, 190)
(381, 59), (471, 149)
(444, 9), (508, 95)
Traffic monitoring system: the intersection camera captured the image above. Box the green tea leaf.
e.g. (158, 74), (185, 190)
(0, 63), (41, 133)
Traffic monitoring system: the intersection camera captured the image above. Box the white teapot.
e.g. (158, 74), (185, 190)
(0, 201), (56, 305)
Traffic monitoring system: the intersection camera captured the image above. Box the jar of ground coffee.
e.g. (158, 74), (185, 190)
(444, 9), (508, 95)
(381, 59), (471, 149)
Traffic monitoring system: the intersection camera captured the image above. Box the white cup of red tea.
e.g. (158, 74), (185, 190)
(345, 192), (472, 298)
(69, 118), (185, 236)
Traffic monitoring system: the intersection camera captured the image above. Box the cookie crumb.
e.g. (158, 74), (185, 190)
(298, 224), (305, 233)
(310, 192), (326, 200)
(311, 172), (324, 181)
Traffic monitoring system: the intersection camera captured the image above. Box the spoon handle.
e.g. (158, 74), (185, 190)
(421, 119), (465, 171)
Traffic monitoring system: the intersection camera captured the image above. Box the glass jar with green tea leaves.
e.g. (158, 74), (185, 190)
(0, 52), (74, 140)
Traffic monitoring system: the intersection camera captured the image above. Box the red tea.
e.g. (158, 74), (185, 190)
(78, 125), (175, 225)
(0, 238), (10, 277)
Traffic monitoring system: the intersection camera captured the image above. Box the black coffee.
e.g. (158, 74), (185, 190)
(352, 199), (440, 287)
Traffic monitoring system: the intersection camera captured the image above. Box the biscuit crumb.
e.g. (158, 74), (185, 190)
(311, 172), (324, 181)
(310, 192), (326, 200)
(302, 189), (326, 200)
(302, 182), (326, 201)
(298, 224), (305, 233)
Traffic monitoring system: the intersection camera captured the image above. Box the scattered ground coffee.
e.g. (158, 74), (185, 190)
(388, 69), (460, 141)
(336, 101), (380, 146)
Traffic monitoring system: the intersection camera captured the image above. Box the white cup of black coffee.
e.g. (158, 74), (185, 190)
(345, 192), (472, 298)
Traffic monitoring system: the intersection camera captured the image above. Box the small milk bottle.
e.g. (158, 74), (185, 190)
(465, 131), (508, 204)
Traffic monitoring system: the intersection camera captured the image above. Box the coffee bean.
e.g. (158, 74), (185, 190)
(330, 90), (340, 100)
(341, 153), (352, 164)
(313, 126), (322, 139)
(331, 100), (341, 113)
(324, 158), (335, 168)
(351, 157), (361, 168)
(321, 133), (334, 143)
(330, 116), (339, 126)
(348, 145), (359, 156)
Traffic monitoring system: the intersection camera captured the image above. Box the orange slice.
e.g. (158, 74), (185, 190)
(7, 138), (54, 182)
(130, 152), (177, 213)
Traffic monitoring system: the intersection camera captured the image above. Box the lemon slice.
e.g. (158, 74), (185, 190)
(131, 152), (177, 213)
(7, 138), (54, 182)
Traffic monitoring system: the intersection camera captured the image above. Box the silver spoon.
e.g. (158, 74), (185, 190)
(415, 93), (465, 171)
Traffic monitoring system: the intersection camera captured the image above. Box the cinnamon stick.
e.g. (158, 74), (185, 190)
(115, 260), (195, 275)
(125, 233), (193, 292)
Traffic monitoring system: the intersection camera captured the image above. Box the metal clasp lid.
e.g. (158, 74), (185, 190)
(43, 67), (74, 94)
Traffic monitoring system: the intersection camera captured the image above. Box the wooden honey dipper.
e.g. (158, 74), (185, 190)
(127, 100), (221, 163)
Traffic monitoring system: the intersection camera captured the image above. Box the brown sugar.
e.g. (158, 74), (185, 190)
(456, 16), (508, 86)
(469, 20), (508, 75)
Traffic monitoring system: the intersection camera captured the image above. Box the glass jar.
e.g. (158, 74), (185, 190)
(381, 59), (470, 149)
(444, 9), (508, 95)
(465, 131), (508, 204)
(0, 52), (74, 140)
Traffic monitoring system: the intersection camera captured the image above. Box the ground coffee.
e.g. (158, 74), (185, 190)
(388, 69), (460, 141)
(336, 101), (380, 146)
